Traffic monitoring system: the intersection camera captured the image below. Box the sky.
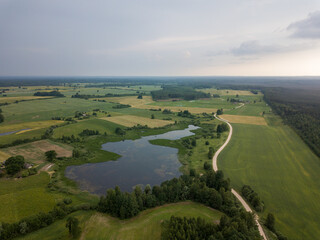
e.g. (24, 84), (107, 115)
(1, 0), (320, 76)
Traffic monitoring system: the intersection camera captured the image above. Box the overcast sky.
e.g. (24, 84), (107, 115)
(1, 0), (320, 76)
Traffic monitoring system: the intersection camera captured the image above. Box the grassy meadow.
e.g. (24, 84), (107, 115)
(219, 115), (320, 240)
(17, 202), (223, 240)
(0, 173), (79, 223)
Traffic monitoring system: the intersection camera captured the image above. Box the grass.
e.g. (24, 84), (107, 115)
(221, 114), (267, 125)
(0, 120), (64, 145)
(17, 202), (223, 240)
(0, 120), (63, 133)
(0, 96), (53, 103)
(219, 115), (320, 240)
(1, 139), (73, 163)
(225, 101), (271, 116)
(101, 115), (174, 128)
(0, 173), (74, 223)
(52, 118), (123, 138)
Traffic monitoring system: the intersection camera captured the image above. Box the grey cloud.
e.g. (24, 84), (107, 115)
(231, 41), (283, 56)
(288, 11), (320, 38)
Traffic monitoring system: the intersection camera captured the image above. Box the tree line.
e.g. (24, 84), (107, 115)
(151, 86), (210, 101)
(263, 87), (320, 157)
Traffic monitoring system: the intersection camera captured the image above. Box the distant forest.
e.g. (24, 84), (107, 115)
(151, 86), (210, 100)
(263, 87), (320, 157)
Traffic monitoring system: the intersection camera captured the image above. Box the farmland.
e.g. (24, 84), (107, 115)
(1, 140), (73, 163)
(220, 114), (267, 125)
(219, 115), (320, 240)
(0, 80), (319, 240)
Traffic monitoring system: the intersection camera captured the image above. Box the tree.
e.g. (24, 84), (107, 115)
(216, 108), (223, 115)
(45, 150), (57, 162)
(0, 113), (4, 123)
(208, 147), (214, 159)
(137, 94), (143, 99)
(5, 155), (25, 175)
(266, 213), (275, 232)
(66, 216), (81, 238)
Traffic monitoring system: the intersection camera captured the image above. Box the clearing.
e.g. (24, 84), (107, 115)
(220, 114), (267, 125)
(101, 115), (174, 128)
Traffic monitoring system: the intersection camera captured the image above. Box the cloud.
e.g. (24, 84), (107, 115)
(288, 11), (320, 38)
(231, 41), (283, 56)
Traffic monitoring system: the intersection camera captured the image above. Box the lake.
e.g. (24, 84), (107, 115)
(65, 125), (199, 195)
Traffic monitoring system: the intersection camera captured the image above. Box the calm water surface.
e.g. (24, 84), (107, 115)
(65, 125), (199, 194)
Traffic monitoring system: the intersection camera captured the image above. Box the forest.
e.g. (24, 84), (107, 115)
(263, 87), (320, 157)
(151, 86), (210, 100)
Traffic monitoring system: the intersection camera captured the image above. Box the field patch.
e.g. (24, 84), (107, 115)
(0, 96), (53, 104)
(0, 120), (63, 134)
(104, 96), (218, 113)
(0, 173), (66, 223)
(2, 139), (72, 163)
(221, 114), (267, 125)
(0, 150), (11, 162)
(220, 123), (320, 240)
(101, 115), (174, 128)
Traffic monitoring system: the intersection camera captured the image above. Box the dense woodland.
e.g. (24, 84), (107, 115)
(263, 87), (320, 157)
(151, 86), (210, 100)
(161, 215), (259, 240)
(34, 90), (65, 97)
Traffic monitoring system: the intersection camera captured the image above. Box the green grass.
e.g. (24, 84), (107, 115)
(225, 101), (271, 116)
(52, 119), (123, 138)
(219, 115), (320, 240)
(0, 173), (69, 223)
(17, 202), (223, 240)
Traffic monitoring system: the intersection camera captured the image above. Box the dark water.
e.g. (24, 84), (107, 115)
(0, 128), (31, 136)
(65, 125), (199, 195)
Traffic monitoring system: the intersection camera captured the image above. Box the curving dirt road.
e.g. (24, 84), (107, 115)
(213, 114), (267, 240)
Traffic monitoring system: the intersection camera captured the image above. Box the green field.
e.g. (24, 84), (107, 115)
(52, 118), (123, 138)
(219, 115), (320, 240)
(0, 173), (71, 223)
(17, 202), (223, 240)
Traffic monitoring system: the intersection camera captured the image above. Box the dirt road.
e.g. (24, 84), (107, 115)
(213, 114), (267, 240)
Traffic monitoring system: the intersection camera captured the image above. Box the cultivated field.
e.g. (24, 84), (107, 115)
(1, 139), (73, 163)
(101, 115), (174, 128)
(221, 114), (267, 125)
(17, 202), (223, 240)
(0, 96), (53, 104)
(219, 117), (320, 240)
(105, 96), (219, 113)
(0, 120), (63, 133)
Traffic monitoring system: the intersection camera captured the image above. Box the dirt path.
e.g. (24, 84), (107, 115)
(40, 163), (54, 172)
(213, 114), (267, 240)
